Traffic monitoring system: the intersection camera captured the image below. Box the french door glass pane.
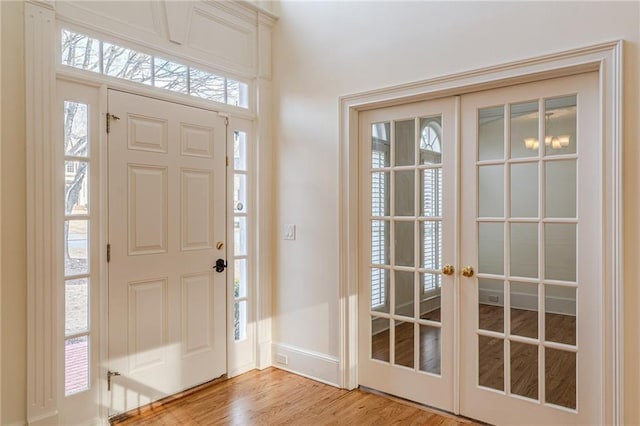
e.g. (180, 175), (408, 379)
(478, 336), (504, 391)
(371, 123), (391, 168)
(421, 221), (442, 270)
(545, 348), (576, 409)
(510, 162), (538, 218)
(371, 220), (389, 265)
(395, 119), (415, 166)
(394, 320), (414, 368)
(510, 281), (538, 339)
(395, 170), (414, 216)
(371, 317), (390, 362)
(421, 168), (442, 217)
(478, 165), (504, 217)
(545, 159), (576, 218)
(478, 106), (504, 161)
(545, 285), (576, 346)
(371, 268), (389, 312)
(371, 172), (390, 216)
(395, 221), (414, 267)
(478, 278), (503, 333)
(544, 224), (576, 282)
(419, 116), (442, 165)
(510, 223), (538, 278)
(394, 271), (414, 318)
(478, 222), (504, 275)
(544, 96), (577, 156)
(419, 325), (441, 375)
(510, 101), (539, 159)
(510, 342), (538, 400)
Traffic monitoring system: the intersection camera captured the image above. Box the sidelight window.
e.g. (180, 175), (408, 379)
(63, 100), (92, 396)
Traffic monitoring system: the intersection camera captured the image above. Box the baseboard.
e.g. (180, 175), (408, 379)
(27, 411), (57, 426)
(271, 342), (340, 387)
(479, 288), (576, 315)
(5, 421), (26, 426)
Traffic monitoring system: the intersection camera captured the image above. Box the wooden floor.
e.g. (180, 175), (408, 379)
(112, 368), (478, 425)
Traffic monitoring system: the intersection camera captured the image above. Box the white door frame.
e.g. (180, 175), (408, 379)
(338, 41), (623, 424)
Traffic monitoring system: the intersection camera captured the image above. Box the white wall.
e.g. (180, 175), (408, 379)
(271, 1), (640, 423)
(1, 2), (26, 424)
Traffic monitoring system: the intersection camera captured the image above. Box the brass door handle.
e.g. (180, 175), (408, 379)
(461, 266), (474, 278)
(442, 264), (455, 276)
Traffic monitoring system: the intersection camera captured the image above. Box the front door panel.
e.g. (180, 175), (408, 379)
(107, 90), (227, 415)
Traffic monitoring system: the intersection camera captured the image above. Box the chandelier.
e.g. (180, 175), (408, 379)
(524, 112), (570, 151)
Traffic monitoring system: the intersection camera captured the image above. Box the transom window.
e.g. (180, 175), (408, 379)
(60, 29), (249, 108)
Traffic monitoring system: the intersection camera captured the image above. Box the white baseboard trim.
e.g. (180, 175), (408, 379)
(27, 411), (57, 426)
(5, 421), (26, 426)
(479, 288), (576, 316)
(271, 342), (340, 387)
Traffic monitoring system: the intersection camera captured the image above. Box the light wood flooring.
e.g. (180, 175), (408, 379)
(112, 368), (478, 425)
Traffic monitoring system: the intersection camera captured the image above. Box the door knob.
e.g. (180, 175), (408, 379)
(461, 266), (474, 278)
(442, 264), (455, 276)
(214, 259), (227, 273)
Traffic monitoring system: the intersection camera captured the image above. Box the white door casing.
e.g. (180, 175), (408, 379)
(357, 72), (603, 425)
(107, 90), (227, 415)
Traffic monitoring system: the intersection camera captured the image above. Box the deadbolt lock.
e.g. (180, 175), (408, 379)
(216, 241), (224, 250)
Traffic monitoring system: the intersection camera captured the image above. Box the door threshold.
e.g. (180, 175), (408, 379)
(109, 374), (228, 424)
(359, 386), (489, 425)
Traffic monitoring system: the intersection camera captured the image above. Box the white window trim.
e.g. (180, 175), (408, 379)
(25, 1), (275, 424)
(339, 41), (624, 424)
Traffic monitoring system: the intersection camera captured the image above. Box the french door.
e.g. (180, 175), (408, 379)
(107, 90), (228, 416)
(358, 72), (602, 425)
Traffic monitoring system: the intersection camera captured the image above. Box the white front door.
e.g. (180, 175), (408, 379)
(358, 72), (602, 425)
(107, 90), (227, 415)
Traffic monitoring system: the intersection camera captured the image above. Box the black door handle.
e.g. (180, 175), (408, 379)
(214, 259), (227, 273)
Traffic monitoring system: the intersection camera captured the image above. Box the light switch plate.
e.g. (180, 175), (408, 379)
(284, 224), (296, 240)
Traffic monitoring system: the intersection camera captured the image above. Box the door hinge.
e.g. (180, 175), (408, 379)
(224, 117), (229, 126)
(106, 113), (120, 134)
(107, 244), (111, 263)
(226, 156), (230, 167)
(107, 370), (121, 391)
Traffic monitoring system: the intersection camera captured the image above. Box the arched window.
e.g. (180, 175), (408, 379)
(420, 118), (442, 164)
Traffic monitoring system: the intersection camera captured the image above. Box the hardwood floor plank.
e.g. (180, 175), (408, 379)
(112, 368), (476, 425)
